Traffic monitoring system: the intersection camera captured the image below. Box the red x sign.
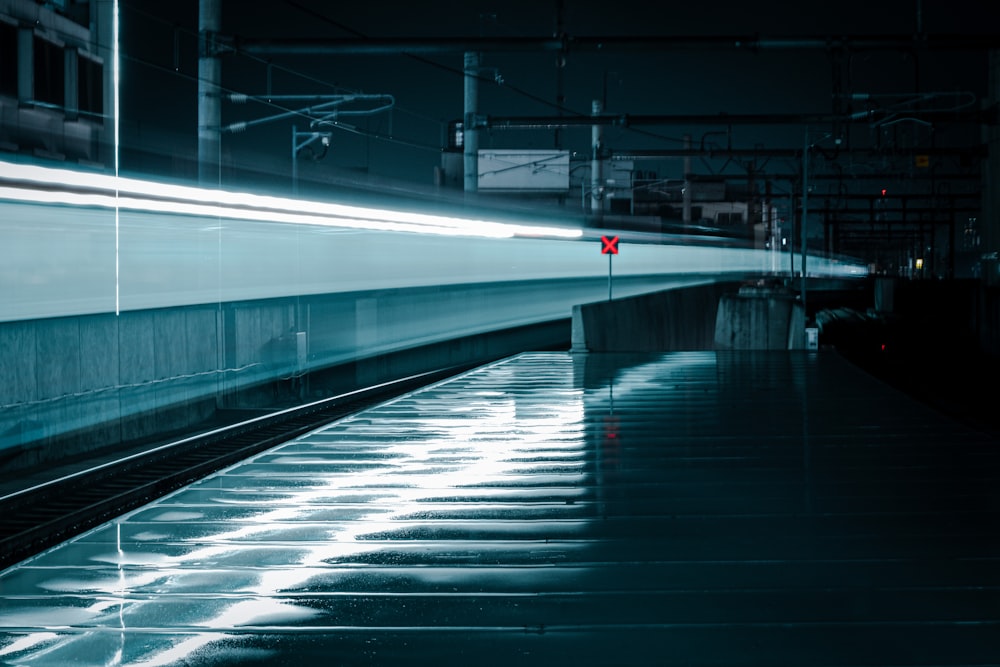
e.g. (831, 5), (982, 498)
(601, 235), (619, 255)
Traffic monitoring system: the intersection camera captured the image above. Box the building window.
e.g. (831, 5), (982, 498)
(78, 54), (102, 117)
(33, 37), (64, 107)
(0, 22), (16, 97)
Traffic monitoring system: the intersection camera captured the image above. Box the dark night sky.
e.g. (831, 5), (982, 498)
(118, 0), (999, 192)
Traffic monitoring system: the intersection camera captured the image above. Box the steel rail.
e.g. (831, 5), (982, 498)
(0, 363), (478, 571)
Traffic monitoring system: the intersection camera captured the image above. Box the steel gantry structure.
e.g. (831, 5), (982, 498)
(196, 10), (1000, 277)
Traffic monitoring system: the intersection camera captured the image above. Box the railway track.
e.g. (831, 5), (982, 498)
(0, 364), (473, 571)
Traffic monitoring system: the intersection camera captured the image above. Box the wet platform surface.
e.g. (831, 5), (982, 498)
(0, 351), (997, 666)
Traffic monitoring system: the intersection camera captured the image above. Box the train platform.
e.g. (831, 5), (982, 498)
(0, 350), (997, 666)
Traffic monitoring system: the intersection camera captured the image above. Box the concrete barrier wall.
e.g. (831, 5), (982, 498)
(570, 281), (814, 353)
(0, 282), (576, 472)
(571, 282), (742, 352)
(0, 307), (227, 471)
(713, 287), (807, 350)
(0, 276), (835, 473)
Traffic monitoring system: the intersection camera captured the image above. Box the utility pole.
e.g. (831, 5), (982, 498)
(198, 0), (221, 185)
(683, 134), (692, 227)
(553, 0), (565, 150)
(987, 49), (1000, 285)
(463, 51), (481, 195)
(801, 130), (809, 317)
(591, 100), (603, 218)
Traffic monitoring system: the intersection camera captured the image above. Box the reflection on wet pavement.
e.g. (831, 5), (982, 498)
(0, 351), (997, 665)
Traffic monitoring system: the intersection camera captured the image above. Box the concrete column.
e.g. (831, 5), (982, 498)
(591, 99), (603, 217)
(463, 51), (480, 194)
(198, 0), (221, 185)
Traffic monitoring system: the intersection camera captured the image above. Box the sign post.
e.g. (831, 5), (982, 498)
(601, 235), (619, 300)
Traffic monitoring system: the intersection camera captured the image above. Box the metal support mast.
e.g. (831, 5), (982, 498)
(463, 51), (481, 195)
(198, 0), (221, 185)
(986, 49), (1000, 285)
(591, 99), (603, 218)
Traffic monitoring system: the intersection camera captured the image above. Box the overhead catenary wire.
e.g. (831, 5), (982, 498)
(121, 2), (443, 150)
(275, 0), (690, 146)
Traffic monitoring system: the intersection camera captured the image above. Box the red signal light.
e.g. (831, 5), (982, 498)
(601, 235), (619, 255)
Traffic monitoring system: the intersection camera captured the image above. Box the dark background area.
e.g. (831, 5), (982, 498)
(118, 0), (999, 189)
